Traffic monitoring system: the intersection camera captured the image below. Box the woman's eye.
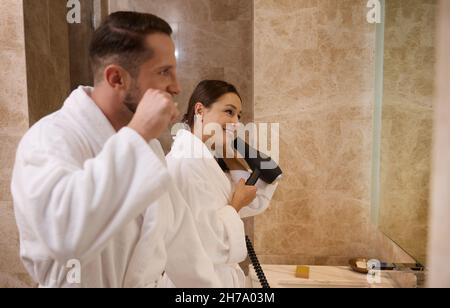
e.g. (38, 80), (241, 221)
(225, 110), (234, 116)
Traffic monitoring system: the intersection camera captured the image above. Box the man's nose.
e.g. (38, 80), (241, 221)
(168, 78), (182, 96)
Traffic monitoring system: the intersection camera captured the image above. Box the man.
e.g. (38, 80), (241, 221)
(11, 11), (221, 288)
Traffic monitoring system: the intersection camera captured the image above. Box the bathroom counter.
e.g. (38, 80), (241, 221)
(248, 265), (417, 288)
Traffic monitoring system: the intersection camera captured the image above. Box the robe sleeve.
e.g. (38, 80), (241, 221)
(11, 127), (170, 265)
(162, 182), (223, 288)
(228, 170), (279, 219)
(168, 160), (247, 265)
(216, 205), (248, 263)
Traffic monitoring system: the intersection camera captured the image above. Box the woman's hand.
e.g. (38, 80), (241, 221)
(231, 179), (257, 213)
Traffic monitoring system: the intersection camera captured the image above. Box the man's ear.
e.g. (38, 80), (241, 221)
(194, 102), (205, 116)
(104, 65), (131, 90)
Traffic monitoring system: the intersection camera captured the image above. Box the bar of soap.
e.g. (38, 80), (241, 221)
(295, 266), (310, 279)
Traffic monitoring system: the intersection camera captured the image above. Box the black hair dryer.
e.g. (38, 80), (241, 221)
(233, 138), (283, 186)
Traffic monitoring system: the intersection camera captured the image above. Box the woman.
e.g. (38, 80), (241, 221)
(161, 80), (279, 288)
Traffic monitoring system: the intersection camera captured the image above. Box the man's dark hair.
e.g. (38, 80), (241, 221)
(89, 11), (172, 83)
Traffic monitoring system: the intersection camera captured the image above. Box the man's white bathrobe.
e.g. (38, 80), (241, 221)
(10, 86), (221, 288)
(162, 129), (278, 288)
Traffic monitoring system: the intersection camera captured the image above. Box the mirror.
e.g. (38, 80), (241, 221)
(374, 0), (437, 265)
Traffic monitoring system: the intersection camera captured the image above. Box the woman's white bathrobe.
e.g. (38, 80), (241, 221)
(10, 86), (221, 288)
(162, 129), (278, 288)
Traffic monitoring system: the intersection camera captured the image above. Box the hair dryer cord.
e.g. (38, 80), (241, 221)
(246, 235), (270, 288)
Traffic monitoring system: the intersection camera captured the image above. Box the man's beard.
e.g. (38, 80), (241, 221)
(123, 81), (142, 114)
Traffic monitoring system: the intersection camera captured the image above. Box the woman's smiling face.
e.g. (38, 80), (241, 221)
(195, 92), (243, 146)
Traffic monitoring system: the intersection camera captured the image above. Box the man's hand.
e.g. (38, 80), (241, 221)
(128, 89), (180, 142)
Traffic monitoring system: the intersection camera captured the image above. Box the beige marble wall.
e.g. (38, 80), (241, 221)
(23, 0), (71, 126)
(109, 0), (254, 152)
(69, 0), (96, 90)
(379, 0), (437, 265)
(428, 0), (450, 288)
(0, 0), (34, 288)
(253, 0), (414, 266)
